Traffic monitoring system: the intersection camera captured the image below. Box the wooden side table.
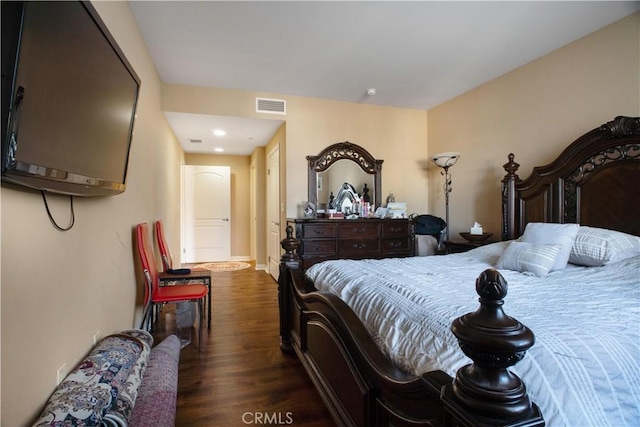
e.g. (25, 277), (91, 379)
(444, 238), (498, 254)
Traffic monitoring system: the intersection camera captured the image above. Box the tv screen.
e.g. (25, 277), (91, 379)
(1, 1), (140, 196)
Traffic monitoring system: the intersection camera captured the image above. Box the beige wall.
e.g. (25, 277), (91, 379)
(427, 13), (640, 239)
(184, 154), (252, 260)
(0, 2), (185, 425)
(283, 97), (429, 217)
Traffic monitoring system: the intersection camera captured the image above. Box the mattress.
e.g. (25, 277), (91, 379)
(305, 242), (640, 426)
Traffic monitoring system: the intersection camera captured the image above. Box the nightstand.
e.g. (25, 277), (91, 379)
(444, 238), (498, 254)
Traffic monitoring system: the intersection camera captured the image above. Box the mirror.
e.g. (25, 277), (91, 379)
(318, 162), (375, 211)
(307, 141), (383, 213)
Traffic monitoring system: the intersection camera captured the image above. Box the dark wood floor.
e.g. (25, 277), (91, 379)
(152, 263), (336, 427)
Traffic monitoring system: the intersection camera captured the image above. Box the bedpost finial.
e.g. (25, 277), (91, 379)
(475, 268), (508, 302)
(455, 269), (533, 363)
(446, 268), (539, 422)
(502, 153), (520, 177)
(280, 225), (300, 263)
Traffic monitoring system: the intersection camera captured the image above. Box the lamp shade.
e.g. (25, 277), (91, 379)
(432, 152), (460, 168)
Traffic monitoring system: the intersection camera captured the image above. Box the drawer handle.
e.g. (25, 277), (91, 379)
(313, 229), (326, 235)
(390, 226), (402, 232)
(389, 241), (401, 248)
(314, 245), (325, 251)
(351, 242), (367, 249)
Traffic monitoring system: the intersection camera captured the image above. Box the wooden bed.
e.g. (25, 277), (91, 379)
(278, 116), (640, 427)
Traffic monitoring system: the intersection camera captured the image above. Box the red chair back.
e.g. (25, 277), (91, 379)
(136, 223), (161, 304)
(154, 220), (173, 271)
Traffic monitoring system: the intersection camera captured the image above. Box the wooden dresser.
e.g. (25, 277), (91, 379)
(288, 218), (414, 270)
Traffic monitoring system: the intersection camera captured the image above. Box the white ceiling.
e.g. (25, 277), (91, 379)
(129, 1), (639, 155)
(162, 112), (285, 156)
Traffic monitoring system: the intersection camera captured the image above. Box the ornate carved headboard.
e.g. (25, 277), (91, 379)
(502, 116), (640, 240)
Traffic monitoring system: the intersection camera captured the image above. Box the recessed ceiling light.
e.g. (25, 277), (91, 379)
(213, 129), (226, 137)
(214, 147), (224, 153)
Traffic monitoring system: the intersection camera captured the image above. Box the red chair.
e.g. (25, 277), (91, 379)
(154, 220), (212, 329)
(136, 222), (207, 351)
(155, 219), (181, 272)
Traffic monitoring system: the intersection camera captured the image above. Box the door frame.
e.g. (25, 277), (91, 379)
(267, 145), (281, 279)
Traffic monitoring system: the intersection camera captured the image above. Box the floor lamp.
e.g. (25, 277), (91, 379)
(432, 152), (460, 242)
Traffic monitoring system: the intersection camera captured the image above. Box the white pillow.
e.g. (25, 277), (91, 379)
(519, 222), (579, 271)
(569, 226), (640, 266)
(497, 242), (563, 277)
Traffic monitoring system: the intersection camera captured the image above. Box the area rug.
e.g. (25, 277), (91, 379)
(193, 261), (251, 272)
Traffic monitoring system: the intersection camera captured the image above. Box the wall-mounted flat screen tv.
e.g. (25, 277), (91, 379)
(1, 1), (140, 196)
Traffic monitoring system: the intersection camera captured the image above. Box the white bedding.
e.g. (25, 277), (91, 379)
(305, 242), (640, 427)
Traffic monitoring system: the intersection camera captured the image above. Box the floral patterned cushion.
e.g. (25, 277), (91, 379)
(33, 329), (153, 427)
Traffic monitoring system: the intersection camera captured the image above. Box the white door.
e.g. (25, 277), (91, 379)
(267, 146), (281, 280)
(182, 165), (231, 263)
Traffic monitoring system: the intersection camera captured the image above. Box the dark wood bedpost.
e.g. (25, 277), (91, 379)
(442, 268), (544, 426)
(278, 225), (300, 354)
(501, 153), (520, 240)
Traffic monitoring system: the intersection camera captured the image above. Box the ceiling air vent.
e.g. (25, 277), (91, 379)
(189, 139), (203, 144)
(256, 97), (286, 115)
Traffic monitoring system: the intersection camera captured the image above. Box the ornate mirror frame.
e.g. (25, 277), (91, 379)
(307, 141), (383, 210)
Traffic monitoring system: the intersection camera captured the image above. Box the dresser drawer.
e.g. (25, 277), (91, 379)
(339, 222), (380, 238)
(299, 223), (337, 239)
(302, 240), (337, 255)
(339, 238), (380, 255)
(382, 221), (412, 237)
(382, 238), (411, 252)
